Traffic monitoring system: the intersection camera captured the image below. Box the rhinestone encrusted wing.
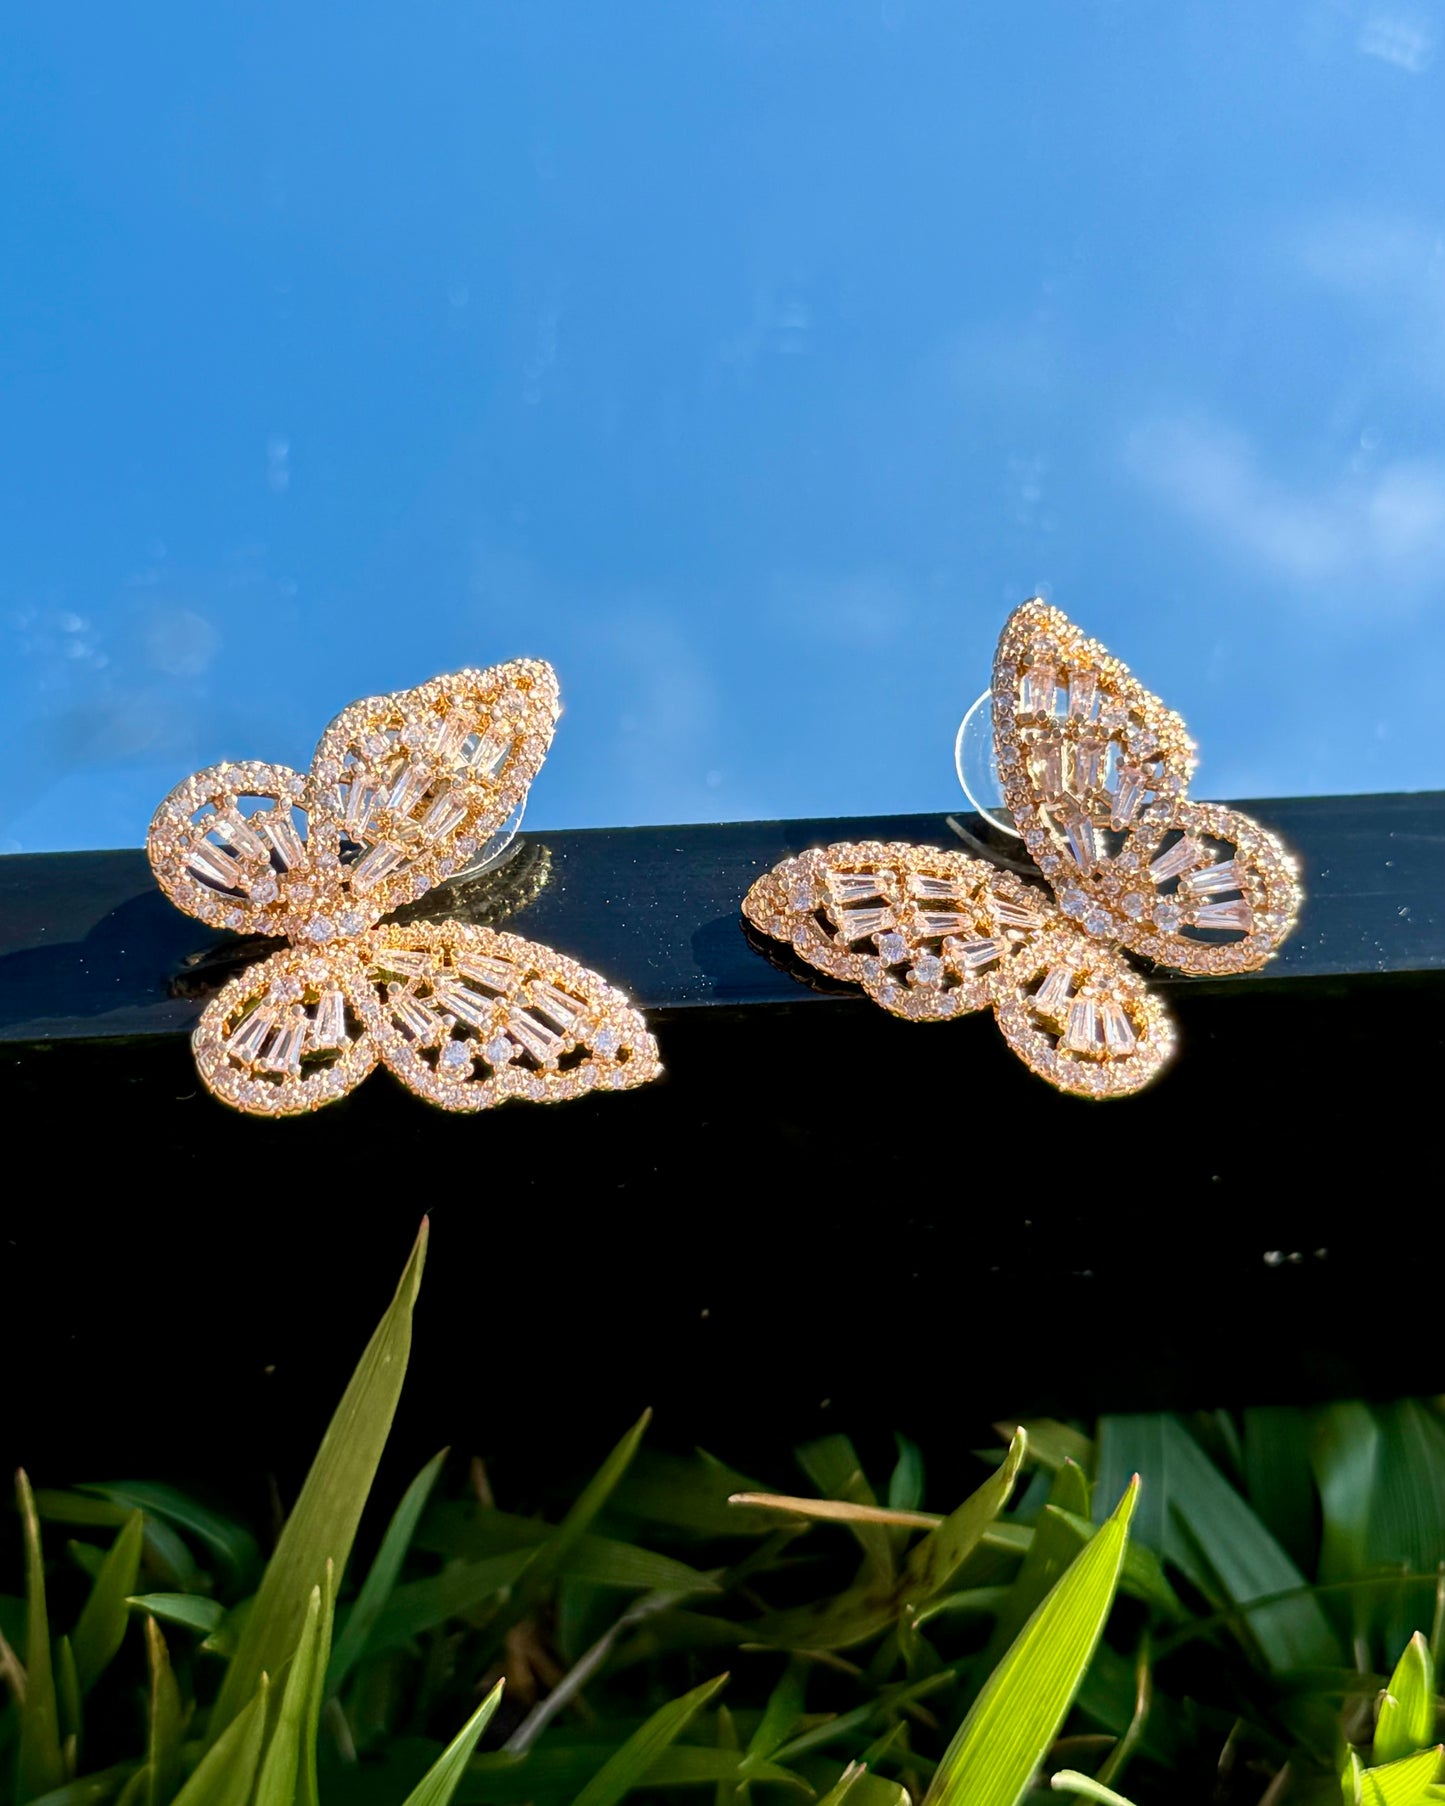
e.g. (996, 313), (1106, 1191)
(151, 661), (663, 1117)
(741, 842), (1174, 1099)
(992, 600), (1301, 975)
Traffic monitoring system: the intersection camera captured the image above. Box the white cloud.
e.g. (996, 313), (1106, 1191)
(1358, 10), (1436, 70)
(1125, 416), (1445, 606)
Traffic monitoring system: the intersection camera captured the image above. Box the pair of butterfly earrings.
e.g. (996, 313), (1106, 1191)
(148, 599), (1302, 1116)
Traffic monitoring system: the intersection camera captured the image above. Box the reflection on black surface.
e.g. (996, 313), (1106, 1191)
(170, 839), (553, 1004)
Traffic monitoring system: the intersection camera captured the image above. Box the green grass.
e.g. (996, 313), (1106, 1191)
(4, 1221), (1444, 1806)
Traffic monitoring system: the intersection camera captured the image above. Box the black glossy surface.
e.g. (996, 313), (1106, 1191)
(1, 792), (1441, 1044)
(2, 793), (1442, 1486)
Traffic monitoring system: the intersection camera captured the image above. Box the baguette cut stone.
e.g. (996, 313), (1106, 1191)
(835, 904), (889, 941)
(827, 870), (884, 903)
(308, 988), (348, 1050)
(1033, 966), (1074, 1020)
(1020, 663), (1056, 715)
(352, 842), (406, 889)
(392, 992), (441, 1041)
(1150, 837), (1203, 882)
(261, 815), (307, 870)
(1181, 859), (1242, 897)
(509, 1008), (562, 1064)
(1101, 1000), (1137, 1053)
(431, 978), (492, 1029)
(1067, 669), (1098, 721)
(1110, 765), (1148, 829)
(950, 936), (1004, 971)
(227, 1004), (277, 1065)
(1193, 898), (1253, 931)
(189, 842), (244, 892)
(908, 872), (961, 900)
(457, 953), (518, 991)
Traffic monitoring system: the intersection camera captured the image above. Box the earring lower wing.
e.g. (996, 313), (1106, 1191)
(356, 922), (661, 1111)
(743, 840), (1175, 1098)
(304, 660), (561, 924)
(192, 945), (378, 1116)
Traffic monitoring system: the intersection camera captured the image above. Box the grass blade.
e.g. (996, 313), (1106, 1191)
(1049, 1774), (1140, 1805)
(208, 1218), (427, 1740)
(903, 1432), (1029, 1606)
(17, 1469), (65, 1803)
(142, 1618), (182, 1806)
(1376, 1633), (1437, 1765)
(1359, 1744), (1441, 1804)
(326, 1448), (447, 1692)
(922, 1477), (1139, 1806)
(571, 1673), (729, 1806)
(124, 1599), (225, 1639)
(252, 1584), (324, 1806)
(169, 1677), (268, 1806)
(399, 1679), (504, 1806)
(72, 1515), (144, 1695)
(298, 1562), (334, 1806)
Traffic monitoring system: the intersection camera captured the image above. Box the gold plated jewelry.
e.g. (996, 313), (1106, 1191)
(148, 661), (660, 1116)
(743, 599), (1302, 1099)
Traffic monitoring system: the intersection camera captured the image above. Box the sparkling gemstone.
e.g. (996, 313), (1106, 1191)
(339, 910), (367, 936)
(225, 909), (244, 929)
(392, 992), (442, 1042)
(227, 1004), (277, 1065)
(420, 789), (468, 842)
(1149, 837), (1202, 882)
(1020, 663), (1056, 715)
(1100, 700), (1129, 731)
(1180, 859), (1243, 897)
(467, 724), (512, 777)
(483, 1034), (516, 1066)
(218, 813), (269, 862)
(456, 953), (517, 991)
(910, 953), (943, 986)
(835, 905), (890, 942)
(431, 979), (492, 1029)
(308, 988), (348, 1050)
(1033, 966), (1074, 1019)
(876, 930), (909, 964)
(993, 898), (1044, 930)
(456, 836), (478, 856)
(530, 981), (582, 1030)
(345, 782), (379, 837)
(1032, 742), (1066, 799)
(304, 915), (335, 943)
(1072, 738), (1104, 798)
(1061, 810), (1098, 876)
(787, 881), (813, 912)
(593, 1024), (622, 1059)
(352, 843), (406, 890)
(1120, 891), (1148, 919)
(1024, 828), (1047, 853)
(1100, 1002), (1137, 1054)
(259, 1010), (306, 1075)
(378, 947), (430, 977)
(260, 815), (307, 870)
(908, 872), (961, 900)
(915, 910), (964, 939)
(289, 880), (315, 904)
(1067, 669), (1098, 721)
(248, 874), (279, 905)
(948, 937), (1003, 971)
(827, 871), (883, 903)
(435, 710), (471, 762)
(387, 762), (431, 818)
(188, 842), (244, 892)
(509, 1008), (563, 1064)
(1110, 765), (1149, 829)
(401, 717), (438, 753)
(1193, 898), (1253, 931)
(1060, 887), (1087, 918)
(438, 1039), (474, 1076)
(1040, 853), (1062, 876)
(1065, 998), (1101, 1054)
(1153, 900), (1183, 931)
(1083, 908), (1112, 936)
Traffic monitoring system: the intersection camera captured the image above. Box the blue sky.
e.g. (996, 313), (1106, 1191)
(2, 2), (1442, 851)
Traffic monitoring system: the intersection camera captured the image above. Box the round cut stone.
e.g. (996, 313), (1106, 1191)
(438, 1040), (473, 1076)
(593, 1024), (622, 1058)
(483, 1034), (515, 1067)
(1084, 908), (1112, 936)
(249, 875), (279, 905)
(877, 931), (909, 965)
(1060, 887), (1088, 918)
(911, 953), (944, 986)
(1154, 900), (1183, 931)
(339, 910), (367, 936)
(1121, 891), (1148, 919)
(305, 915), (335, 942)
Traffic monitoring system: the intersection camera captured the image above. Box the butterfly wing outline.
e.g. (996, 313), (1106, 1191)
(156, 659), (662, 1115)
(992, 600), (1301, 976)
(742, 841), (1174, 1098)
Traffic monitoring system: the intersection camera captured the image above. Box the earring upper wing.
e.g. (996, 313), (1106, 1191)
(742, 840), (1175, 1097)
(991, 600), (1300, 976)
(304, 659), (561, 925)
(147, 761), (346, 937)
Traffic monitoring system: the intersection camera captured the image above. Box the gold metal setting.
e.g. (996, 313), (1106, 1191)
(742, 599), (1302, 1099)
(148, 661), (660, 1116)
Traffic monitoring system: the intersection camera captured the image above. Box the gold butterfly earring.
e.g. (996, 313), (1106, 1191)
(742, 598), (1302, 1099)
(148, 660), (661, 1116)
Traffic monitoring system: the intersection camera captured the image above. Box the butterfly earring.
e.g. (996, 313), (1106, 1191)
(742, 599), (1302, 1099)
(148, 660), (661, 1116)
